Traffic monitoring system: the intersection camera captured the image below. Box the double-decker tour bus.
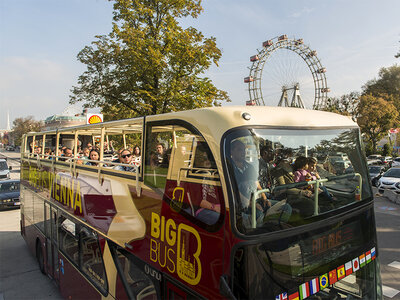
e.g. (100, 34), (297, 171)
(20, 106), (382, 299)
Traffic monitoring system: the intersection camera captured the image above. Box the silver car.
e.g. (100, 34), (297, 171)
(0, 159), (11, 180)
(378, 167), (400, 194)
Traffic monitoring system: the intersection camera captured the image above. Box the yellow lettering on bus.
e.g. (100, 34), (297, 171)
(150, 239), (158, 263)
(55, 174), (60, 201)
(49, 172), (55, 198)
(60, 177), (67, 205)
(67, 179), (74, 208)
(151, 212), (161, 239)
(74, 181), (82, 214)
(166, 219), (176, 246)
(167, 248), (176, 273)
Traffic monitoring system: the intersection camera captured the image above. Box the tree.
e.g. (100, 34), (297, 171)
(357, 95), (398, 152)
(322, 92), (360, 120)
(70, 0), (229, 118)
(11, 116), (43, 146)
(362, 65), (400, 115)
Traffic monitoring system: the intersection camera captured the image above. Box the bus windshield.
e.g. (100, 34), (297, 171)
(224, 127), (372, 234)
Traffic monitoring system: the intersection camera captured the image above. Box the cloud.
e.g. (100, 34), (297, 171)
(290, 7), (315, 18)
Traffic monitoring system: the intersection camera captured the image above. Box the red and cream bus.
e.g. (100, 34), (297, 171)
(20, 106), (381, 299)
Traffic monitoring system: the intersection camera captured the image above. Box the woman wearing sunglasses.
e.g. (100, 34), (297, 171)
(113, 149), (135, 172)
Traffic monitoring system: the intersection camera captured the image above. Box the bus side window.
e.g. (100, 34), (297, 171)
(80, 227), (108, 293)
(58, 215), (79, 265)
(110, 245), (160, 300)
(144, 125), (174, 191)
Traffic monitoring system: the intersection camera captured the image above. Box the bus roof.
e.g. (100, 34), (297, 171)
(25, 106), (357, 140)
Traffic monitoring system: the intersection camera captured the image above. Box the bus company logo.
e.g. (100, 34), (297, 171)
(150, 212), (202, 285)
(87, 113), (103, 124)
(170, 187), (185, 212)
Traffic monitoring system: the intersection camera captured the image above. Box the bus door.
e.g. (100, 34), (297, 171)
(45, 204), (59, 283)
(144, 122), (225, 298)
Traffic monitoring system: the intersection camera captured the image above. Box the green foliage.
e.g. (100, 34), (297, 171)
(70, 0), (229, 119)
(11, 116), (43, 146)
(362, 64), (400, 118)
(322, 92), (360, 120)
(357, 94), (398, 152)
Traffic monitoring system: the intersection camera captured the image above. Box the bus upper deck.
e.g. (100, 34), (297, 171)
(20, 106), (381, 300)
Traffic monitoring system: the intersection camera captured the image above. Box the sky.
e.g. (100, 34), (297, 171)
(1, 0), (399, 129)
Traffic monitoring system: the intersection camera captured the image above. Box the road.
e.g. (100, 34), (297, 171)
(0, 149), (399, 299)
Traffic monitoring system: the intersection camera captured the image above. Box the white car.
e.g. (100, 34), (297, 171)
(378, 167), (400, 194)
(391, 157), (400, 167)
(0, 159), (11, 180)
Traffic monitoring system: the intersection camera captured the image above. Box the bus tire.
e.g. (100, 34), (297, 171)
(36, 240), (45, 274)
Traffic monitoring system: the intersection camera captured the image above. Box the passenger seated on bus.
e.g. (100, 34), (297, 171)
(293, 156), (311, 183)
(34, 146), (42, 156)
(192, 147), (220, 225)
(258, 145), (275, 190)
(44, 148), (52, 159)
(113, 149), (135, 172)
(59, 147), (73, 162)
(150, 143), (169, 168)
(132, 145), (141, 168)
(272, 157), (314, 218)
(86, 149), (100, 166)
(230, 140), (269, 219)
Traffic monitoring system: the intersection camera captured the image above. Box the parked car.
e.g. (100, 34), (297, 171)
(332, 160), (352, 175)
(368, 165), (386, 187)
(5, 145), (15, 151)
(391, 157), (400, 167)
(367, 154), (382, 160)
(377, 167), (400, 194)
(0, 180), (20, 209)
(0, 159), (12, 180)
(379, 156), (392, 166)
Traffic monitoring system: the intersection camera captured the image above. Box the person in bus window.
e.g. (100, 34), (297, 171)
(114, 149), (135, 172)
(44, 148), (52, 159)
(132, 145), (141, 167)
(151, 143), (168, 168)
(86, 149), (100, 166)
(230, 140), (269, 218)
(272, 156), (314, 217)
(60, 147), (73, 162)
(258, 145), (275, 190)
(293, 156), (310, 183)
(193, 147), (220, 225)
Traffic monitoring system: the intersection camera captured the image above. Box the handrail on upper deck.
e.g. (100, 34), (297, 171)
(250, 173), (363, 228)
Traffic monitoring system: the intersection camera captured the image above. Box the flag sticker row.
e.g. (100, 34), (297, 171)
(275, 247), (376, 300)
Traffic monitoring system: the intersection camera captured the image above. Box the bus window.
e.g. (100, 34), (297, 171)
(110, 245), (160, 300)
(144, 125), (174, 190)
(59, 215), (79, 265)
(224, 127), (372, 234)
(145, 123), (223, 228)
(80, 227), (108, 292)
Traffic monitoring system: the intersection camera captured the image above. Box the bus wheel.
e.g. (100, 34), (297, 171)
(36, 240), (45, 274)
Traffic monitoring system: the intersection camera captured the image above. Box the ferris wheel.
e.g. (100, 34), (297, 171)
(244, 35), (329, 109)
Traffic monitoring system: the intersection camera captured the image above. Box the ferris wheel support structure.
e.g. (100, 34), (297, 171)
(244, 35), (330, 109)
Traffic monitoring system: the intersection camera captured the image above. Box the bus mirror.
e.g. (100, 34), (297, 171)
(219, 275), (237, 300)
